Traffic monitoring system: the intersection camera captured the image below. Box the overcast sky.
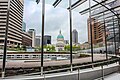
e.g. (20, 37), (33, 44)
(23, 0), (92, 44)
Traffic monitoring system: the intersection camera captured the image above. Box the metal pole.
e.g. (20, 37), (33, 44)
(118, 19), (120, 54)
(103, 9), (108, 60)
(101, 65), (104, 80)
(78, 68), (80, 80)
(102, 0), (108, 60)
(41, 0), (45, 76)
(89, 0), (94, 63)
(112, 17), (117, 56)
(69, 0), (73, 72)
(2, 0), (11, 78)
(119, 58), (120, 73)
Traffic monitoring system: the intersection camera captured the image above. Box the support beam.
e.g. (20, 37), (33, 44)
(91, 5), (120, 17)
(92, 0), (119, 19)
(53, 0), (62, 8)
(79, 0), (109, 15)
(2, 0), (11, 78)
(69, 0), (73, 72)
(67, 0), (87, 10)
(41, 0), (45, 76)
(36, 0), (40, 4)
(103, 12), (108, 60)
(113, 17), (117, 56)
(89, 0), (94, 63)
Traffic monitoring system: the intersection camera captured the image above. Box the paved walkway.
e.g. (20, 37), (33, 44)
(105, 73), (120, 80)
(0, 54), (107, 68)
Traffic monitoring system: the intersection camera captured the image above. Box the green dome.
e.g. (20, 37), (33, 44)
(57, 34), (64, 39)
(57, 30), (64, 39)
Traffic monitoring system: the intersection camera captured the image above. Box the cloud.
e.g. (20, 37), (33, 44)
(23, 0), (89, 44)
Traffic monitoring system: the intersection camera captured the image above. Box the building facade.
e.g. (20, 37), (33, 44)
(0, 0), (24, 47)
(22, 32), (32, 47)
(28, 29), (35, 47)
(44, 35), (51, 45)
(72, 29), (78, 44)
(64, 40), (69, 44)
(88, 18), (104, 45)
(35, 36), (41, 47)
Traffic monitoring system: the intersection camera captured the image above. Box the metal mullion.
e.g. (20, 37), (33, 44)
(91, 5), (120, 17)
(112, 17), (117, 56)
(89, 0), (94, 63)
(79, 0), (109, 15)
(69, 0), (73, 72)
(41, 0), (45, 76)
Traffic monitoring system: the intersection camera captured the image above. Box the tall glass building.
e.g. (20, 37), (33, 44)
(22, 21), (26, 32)
(72, 29), (78, 44)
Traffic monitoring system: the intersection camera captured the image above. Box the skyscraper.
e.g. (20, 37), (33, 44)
(28, 29), (36, 47)
(0, 0), (24, 47)
(44, 35), (51, 45)
(72, 29), (78, 44)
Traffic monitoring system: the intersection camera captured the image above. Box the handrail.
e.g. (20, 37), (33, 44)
(24, 57), (120, 76)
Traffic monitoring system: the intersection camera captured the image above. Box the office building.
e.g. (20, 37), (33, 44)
(44, 35), (51, 45)
(0, 0), (24, 47)
(64, 40), (69, 44)
(88, 18), (104, 45)
(35, 36), (41, 47)
(72, 29), (78, 44)
(28, 29), (36, 47)
(22, 32), (32, 47)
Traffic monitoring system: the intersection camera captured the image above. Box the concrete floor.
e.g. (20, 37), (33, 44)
(105, 73), (120, 80)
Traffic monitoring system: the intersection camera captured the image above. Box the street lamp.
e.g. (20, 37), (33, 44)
(36, 0), (45, 76)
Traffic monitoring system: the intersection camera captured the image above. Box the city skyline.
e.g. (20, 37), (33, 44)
(23, 0), (90, 44)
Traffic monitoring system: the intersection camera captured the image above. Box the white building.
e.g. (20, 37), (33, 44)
(35, 36), (41, 47)
(28, 29), (36, 47)
(56, 30), (65, 52)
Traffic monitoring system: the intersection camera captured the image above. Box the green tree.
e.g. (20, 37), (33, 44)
(22, 45), (26, 51)
(64, 45), (70, 51)
(35, 46), (41, 51)
(51, 45), (55, 51)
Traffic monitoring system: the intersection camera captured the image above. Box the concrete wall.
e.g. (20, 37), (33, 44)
(35, 65), (119, 80)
